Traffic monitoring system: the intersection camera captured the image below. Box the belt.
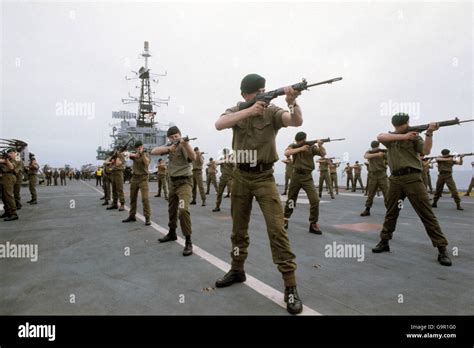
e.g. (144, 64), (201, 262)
(192, 169), (203, 171)
(391, 167), (421, 176)
(439, 171), (452, 175)
(294, 168), (313, 175)
(238, 163), (273, 172)
(170, 175), (191, 181)
(132, 173), (148, 177)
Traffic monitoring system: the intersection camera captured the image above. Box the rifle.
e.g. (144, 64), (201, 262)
(166, 136), (197, 146)
(368, 148), (388, 154)
(436, 152), (474, 159)
(407, 118), (474, 133)
(238, 77), (343, 111)
(293, 137), (345, 148)
(110, 138), (135, 161)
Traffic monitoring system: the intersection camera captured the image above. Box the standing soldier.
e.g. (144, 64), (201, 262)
(213, 148), (235, 212)
(281, 156), (293, 195)
(464, 161), (474, 196)
(106, 149), (126, 212)
(155, 159), (169, 200)
(12, 154), (23, 210)
(363, 161), (370, 196)
(329, 159), (340, 195)
(421, 157), (434, 194)
(45, 166), (52, 186)
(213, 73), (304, 314)
(53, 169), (59, 186)
(283, 132), (326, 234)
(95, 167), (103, 186)
(360, 141), (389, 216)
(206, 158), (218, 194)
(432, 149), (464, 210)
(190, 147), (207, 206)
(317, 157), (334, 199)
(372, 113), (451, 266)
(60, 168), (67, 186)
(101, 156), (113, 206)
(151, 126), (196, 256)
(344, 162), (354, 191)
(352, 161), (364, 192)
(26, 154), (39, 205)
(0, 148), (19, 221)
(122, 141), (151, 226)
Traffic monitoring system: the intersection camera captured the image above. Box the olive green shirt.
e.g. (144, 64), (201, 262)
(365, 151), (388, 172)
(208, 161), (217, 174)
(329, 163), (338, 174)
(220, 161), (235, 176)
(437, 158), (455, 173)
(192, 154), (204, 170)
(28, 161), (39, 175)
(290, 145), (324, 171)
(131, 152), (150, 176)
(380, 135), (424, 172)
(113, 153), (126, 171)
(353, 164), (362, 175)
(223, 103), (287, 164)
(319, 160), (330, 172)
(285, 161), (293, 174)
(157, 163), (168, 175)
(168, 145), (192, 177)
(422, 161), (431, 173)
(344, 166), (353, 176)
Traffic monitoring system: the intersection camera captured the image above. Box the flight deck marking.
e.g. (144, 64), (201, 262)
(82, 181), (321, 316)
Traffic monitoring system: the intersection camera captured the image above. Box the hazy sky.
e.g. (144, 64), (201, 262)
(1, 1), (472, 174)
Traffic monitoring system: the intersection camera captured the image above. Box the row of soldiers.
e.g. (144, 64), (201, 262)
(0, 149), (40, 221)
(44, 167), (70, 186)
(93, 73), (471, 316)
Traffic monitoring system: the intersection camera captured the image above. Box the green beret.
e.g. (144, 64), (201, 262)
(240, 74), (265, 94)
(134, 140), (143, 148)
(391, 113), (410, 126)
(441, 149), (450, 155)
(6, 148), (16, 154)
(194, 147), (199, 151)
(295, 132), (307, 142)
(371, 140), (380, 148)
(167, 126), (180, 137)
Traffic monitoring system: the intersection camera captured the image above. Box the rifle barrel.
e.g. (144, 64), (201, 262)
(306, 77), (343, 88)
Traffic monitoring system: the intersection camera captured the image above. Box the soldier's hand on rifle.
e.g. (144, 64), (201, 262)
(284, 86), (301, 105)
(249, 101), (266, 117)
(300, 144), (311, 152)
(404, 132), (418, 141)
(168, 144), (177, 153)
(426, 122), (440, 135)
(317, 140), (324, 147)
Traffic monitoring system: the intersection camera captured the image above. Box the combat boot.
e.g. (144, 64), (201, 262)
(431, 200), (438, 208)
(99, 196), (105, 200)
(0, 212), (9, 218)
(145, 219), (151, 226)
(437, 247), (452, 266)
(118, 204), (125, 212)
(225, 194), (230, 198)
(456, 203), (464, 211)
(372, 239), (390, 253)
(201, 201), (206, 207)
(122, 216), (136, 223)
(102, 201), (109, 206)
(4, 214), (18, 221)
(360, 207), (370, 216)
(27, 199), (34, 204)
(215, 269), (246, 288)
(212, 207), (220, 212)
(183, 236), (193, 256)
(282, 191), (287, 195)
(284, 286), (303, 315)
(106, 204), (118, 210)
(309, 223), (322, 235)
(158, 229), (177, 243)
(190, 200), (196, 205)
(29, 200), (37, 205)
(16, 204), (22, 210)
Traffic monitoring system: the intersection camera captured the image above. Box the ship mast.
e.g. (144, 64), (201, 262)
(122, 41), (170, 128)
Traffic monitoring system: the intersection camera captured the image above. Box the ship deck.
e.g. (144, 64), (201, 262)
(1, 179), (473, 315)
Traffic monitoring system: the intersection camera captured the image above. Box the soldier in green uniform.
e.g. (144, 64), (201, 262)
(213, 148), (235, 212)
(281, 156), (293, 195)
(122, 141), (151, 226)
(12, 155), (23, 210)
(0, 148), (19, 221)
(26, 154), (39, 204)
(344, 162), (354, 191)
(360, 141), (389, 216)
(421, 157), (434, 194)
(464, 161), (474, 196)
(352, 161), (364, 192)
(151, 126), (196, 256)
(317, 157), (334, 199)
(45, 166), (52, 186)
(213, 73), (304, 314)
(372, 113), (451, 266)
(155, 159), (169, 199)
(363, 162), (370, 196)
(101, 157), (112, 206)
(60, 168), (67, 186)
(53, 169), (59, 186)
(432, 149), (464, 210)
(283, 133), (325, 234)
(329, 159), (340, 195)
(106, 149), (126, 211)
(190, 147), (207, 206)
(206, 158), (218, 194)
